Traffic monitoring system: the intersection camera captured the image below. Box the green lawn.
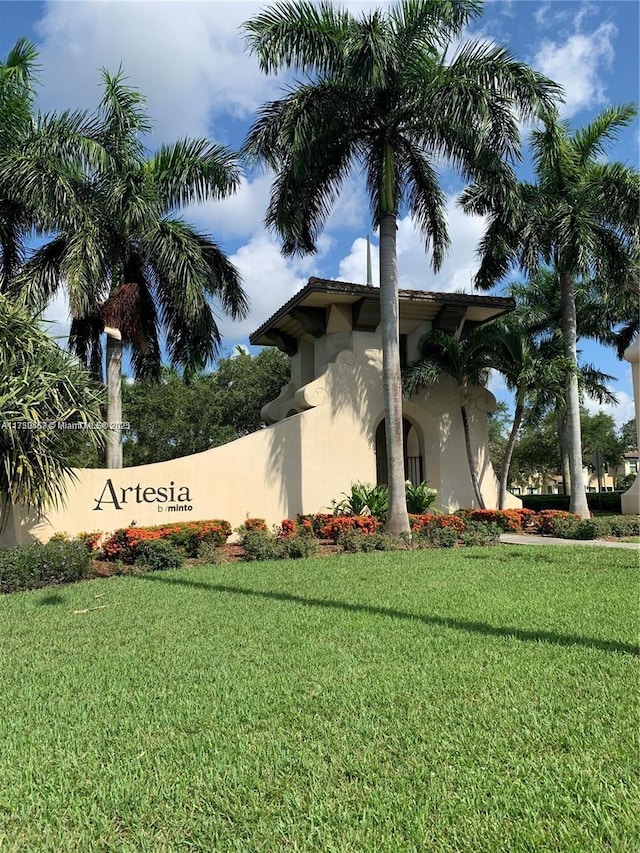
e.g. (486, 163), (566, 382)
(0, 546), (638, 852)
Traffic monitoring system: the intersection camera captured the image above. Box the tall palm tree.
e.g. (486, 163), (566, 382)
(508, 267), (639, 360)
(461, 105), (640, 517)
(242, 0), (559, 534)
(11, 70), (248, 468)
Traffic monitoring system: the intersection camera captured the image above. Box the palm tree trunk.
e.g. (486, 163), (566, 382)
(557, 410), (571, 495)
(559, 272), (589, 517)
(379, 211), (410, 536)
(105, 329), (123, 469)
(499, 399), (524, 509)
(460, 401), (486, 509)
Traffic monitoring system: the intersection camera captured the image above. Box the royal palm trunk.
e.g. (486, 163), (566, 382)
(379, 211), (410, 536)
(499, 399), (524, 509)
(560, 272), (589, 517)
(105, 331), (123, 469)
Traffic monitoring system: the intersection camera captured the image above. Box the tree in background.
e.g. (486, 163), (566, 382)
(243, 0), (559, 534)
(121, 349), (290, 467)
(462, 105), (640, 518)
(619, 419), (638, 452)
(5, 66), (247, 469)
(0, 296), (104, 525)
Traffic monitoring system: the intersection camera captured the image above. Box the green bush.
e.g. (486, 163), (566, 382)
(134, 540), (185, 571)
(459, 521), (501, 547)
(0, 539), (92, 593)
(522, 492), (622, 514)
(197, 540), (228, 563)
(238, 528), (282, 562)
(413, 525), (459, 549)
(568, 519), (600, 540)
(606, 515), (640, 537)
(281, 533), (317, 560)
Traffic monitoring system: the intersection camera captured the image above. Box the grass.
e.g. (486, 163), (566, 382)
(0, 546), (638, 852)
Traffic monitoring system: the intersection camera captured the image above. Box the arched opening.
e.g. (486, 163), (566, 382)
(375, 418), (424, 486)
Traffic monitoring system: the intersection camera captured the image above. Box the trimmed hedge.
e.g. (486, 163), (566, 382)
(101, 519), (232, 562)
(521, 492), (623, 514)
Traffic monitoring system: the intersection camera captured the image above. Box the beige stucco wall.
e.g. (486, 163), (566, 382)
(1, 329), (519, 546)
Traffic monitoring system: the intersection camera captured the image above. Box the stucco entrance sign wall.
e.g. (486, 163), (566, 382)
(1, 279), (520, 546)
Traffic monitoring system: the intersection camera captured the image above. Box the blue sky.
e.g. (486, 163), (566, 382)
(1, 0), (638, 427)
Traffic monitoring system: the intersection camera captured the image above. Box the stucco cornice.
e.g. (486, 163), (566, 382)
(250, 277), (515, 346)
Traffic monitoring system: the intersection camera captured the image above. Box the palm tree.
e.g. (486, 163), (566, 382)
(478, 314), (569, 508)
(508, 268), (639, 360)
(0, 296), (104, 526)
(461, 105), (640, 517)
(404, 327), (496, 508)
(11, 70), (248, 468)
(242, 0), (559, 534)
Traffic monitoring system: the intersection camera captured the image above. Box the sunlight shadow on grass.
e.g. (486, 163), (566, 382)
(37, 593), (66, 606)
(137, 573), (637, 657)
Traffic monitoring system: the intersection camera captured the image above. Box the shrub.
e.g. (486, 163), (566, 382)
(134, 540), (185, 571)
(462, 508), (534, 532)
(321, 515), (380, 543)
(405, 481), (438, 514)
(100, 520), (232, 562)
(281, 532), (317, 559)
(298, 514), (335, 537)
(522, 492), (622, 514)
(569, 519), (600, 540)
(243, 518), (268, 532)
(409, 514), (466, 534)
(238, 528), (282, 562)
(76, 531), (103, 552)
(535, 510), (582, 535)
(606, 515), (640, 537)
(0, 539), (92, 593)
(459, 521), (501, 546)
(197, 539), (228, 564)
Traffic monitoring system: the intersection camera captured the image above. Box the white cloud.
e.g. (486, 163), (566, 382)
(216, 233), (327, 343)
(34, 0), (281, 142)
(337, 236), (379, 285)
(534, 3), (551, 27)
(333, 195), (487, 292)
(583, 389), (636, 431)
(41, 290), (71, 346)
(534, 20), (616, 118)
(187, 171), (274, 242)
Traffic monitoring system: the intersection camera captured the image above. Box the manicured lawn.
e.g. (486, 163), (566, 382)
(1, 546), (637, 852)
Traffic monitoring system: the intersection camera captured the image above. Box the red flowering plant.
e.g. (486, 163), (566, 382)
(298, 514), (334, 537)
(242, 518), (268, 532)
(278, 519), (297, 539)
(461, 509), (535, 532)
(76, 531), (103, 552)
(535, 510), (582, 535)
(100, 519), (232, 562)
(320, 515), (380, 543)
(409, 513), (466, 534)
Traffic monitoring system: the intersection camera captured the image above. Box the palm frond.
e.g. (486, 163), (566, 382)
(146, 138), (241, 211)
(243, 0), (351, 76)
(572, 103), (638, 165)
